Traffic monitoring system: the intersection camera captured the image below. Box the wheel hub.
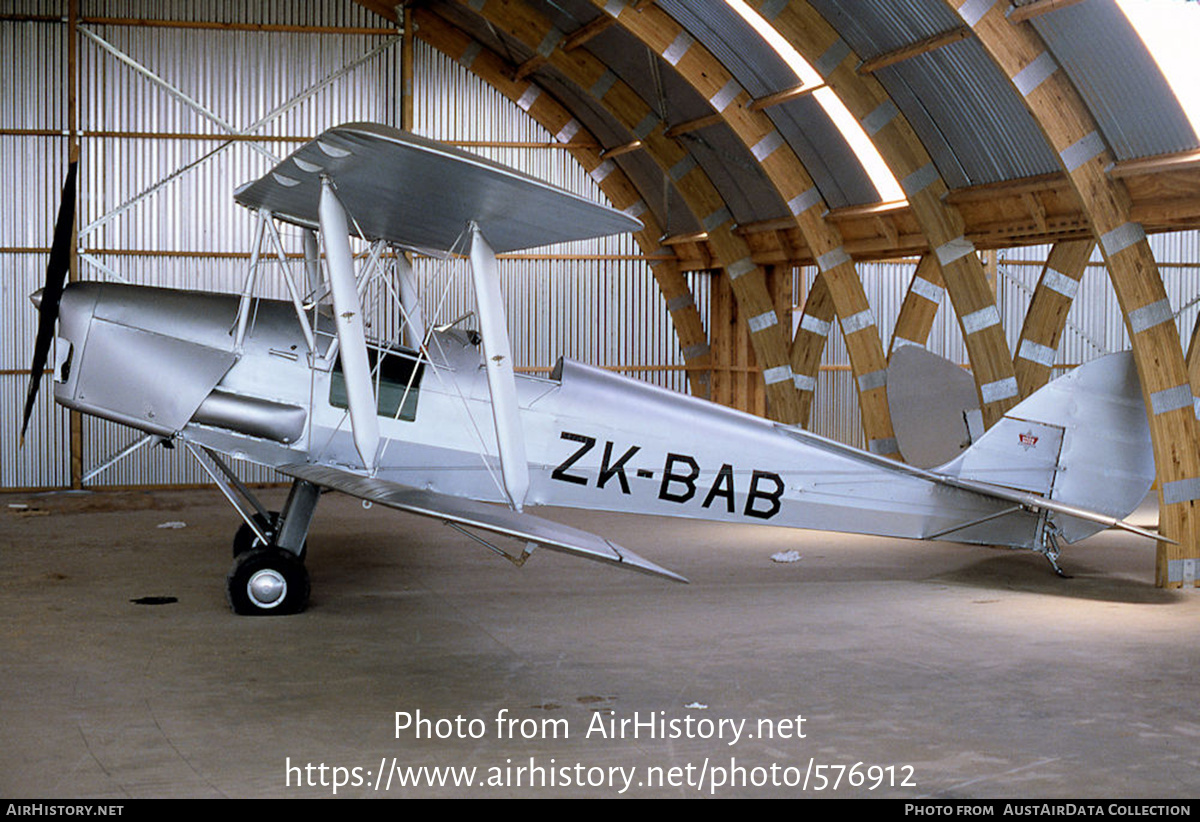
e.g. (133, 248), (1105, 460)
(247, 568), (287, 608)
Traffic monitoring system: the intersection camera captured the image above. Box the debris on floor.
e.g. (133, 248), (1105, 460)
(770, 550), (802, 563)
(156, 521), (187, 529)
(7, 503), (48, 517)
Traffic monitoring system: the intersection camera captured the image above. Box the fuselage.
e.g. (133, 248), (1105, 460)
(51, 282), (1039, 548)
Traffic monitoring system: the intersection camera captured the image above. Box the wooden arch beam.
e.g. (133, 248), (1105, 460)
(955, 0), (1200, 586)
(411, 9), (712, 398)
(450, 0), (803, 424)
(749, 1), (1020, 429)
(587, 0), (900, 458)
(791, 274), (837, 426)
(889, 255), (945, 358)
(1186, 315), (1200, 421)
(798, 252), (945, 435)
(1013, 239), (1094, 398)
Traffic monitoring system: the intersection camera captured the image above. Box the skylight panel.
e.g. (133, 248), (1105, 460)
(1117, 0), (1200, 142)
(725, 0), (907, 204)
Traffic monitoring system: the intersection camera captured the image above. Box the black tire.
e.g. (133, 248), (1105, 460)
(232, 511), (306, 561)
(232, 512), (277, 557)
(226, 547), (310, 616)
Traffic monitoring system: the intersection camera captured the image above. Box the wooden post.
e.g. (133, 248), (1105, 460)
(68, 0), (83, 489)
(710, 270), (733, 409)
(401, 4), (413, 131)
(981, 249), (998, 296)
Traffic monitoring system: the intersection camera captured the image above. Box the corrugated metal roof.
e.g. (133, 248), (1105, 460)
(579, 24), (797, 223)
(453, 0), (1197, 209)
(878, 39), (1061, 187)
(660, 0), (796, 98)
(810, 0), (1060, 187)
(582, 24), (711, 125)
(768, 95), (875, 208)
(808, 0), (961, 62)
(662, 0), (877, 206)
(536, 70), (705, 234)
(675, 124), (787, 225)
(1031, 0), (1197, 160)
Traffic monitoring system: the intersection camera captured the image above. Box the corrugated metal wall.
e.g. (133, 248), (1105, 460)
(0, 1), (689, 489)
(4, 2), (1200, 488)
(2, 8), (72, 489)
(412, 42), (691, 390)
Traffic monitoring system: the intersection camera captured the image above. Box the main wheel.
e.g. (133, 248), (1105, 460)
(226, 547), (310, 616)
(232, 511), (306, 561)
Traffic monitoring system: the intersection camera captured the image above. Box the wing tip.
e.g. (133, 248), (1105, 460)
(608, 540), (688, 583)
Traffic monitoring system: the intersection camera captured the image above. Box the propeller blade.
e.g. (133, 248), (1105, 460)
(20, 159), (78, 446)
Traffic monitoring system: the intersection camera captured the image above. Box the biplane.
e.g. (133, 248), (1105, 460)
(22, 123), (1162, 615)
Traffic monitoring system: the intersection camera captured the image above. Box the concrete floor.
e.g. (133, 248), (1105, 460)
(2, 487), (1199, 799)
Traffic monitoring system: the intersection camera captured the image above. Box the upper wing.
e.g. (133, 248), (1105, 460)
(233, 123), (643, 254)
(277, 463), (686, 583)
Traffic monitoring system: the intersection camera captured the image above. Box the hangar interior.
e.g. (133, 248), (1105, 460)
(4, 0), (1200, 800)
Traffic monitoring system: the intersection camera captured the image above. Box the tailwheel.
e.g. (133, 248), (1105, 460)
(1036, 518), (1072, 579)
(227, 547), (310, 616)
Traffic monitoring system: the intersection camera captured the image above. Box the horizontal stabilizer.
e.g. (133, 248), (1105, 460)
(775, 422), (1166, 544)
(928, 474), (1170, 544)
(234, 124), (643, 254)
(277, 463), (686, 583)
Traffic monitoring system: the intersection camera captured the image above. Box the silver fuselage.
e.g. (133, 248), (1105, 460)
(53, 282), (1043, 548)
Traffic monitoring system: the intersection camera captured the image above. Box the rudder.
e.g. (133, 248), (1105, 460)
(936, 352), (1154, 544)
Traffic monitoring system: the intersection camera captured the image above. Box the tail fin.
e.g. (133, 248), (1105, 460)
(887, 346), (981, 467)
(936, 352), (1154, 543)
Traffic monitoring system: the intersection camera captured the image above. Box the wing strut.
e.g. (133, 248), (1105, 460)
(468, 223), (529, 511)
(302, 228), (321, 300)
(319, 177), (380, 471)
(396, 251), (426, 350)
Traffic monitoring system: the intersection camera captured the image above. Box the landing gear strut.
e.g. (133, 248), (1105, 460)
(232, 510), (308, 561)
(1035, 516), (1071, 579)
(183, 443), (322, 615)
(224, 479), (320, 614)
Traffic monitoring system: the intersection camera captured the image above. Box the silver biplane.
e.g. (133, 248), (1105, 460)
(22, 123), (1163, 615)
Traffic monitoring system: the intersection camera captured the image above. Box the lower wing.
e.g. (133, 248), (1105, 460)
(277, 463), (687, 583)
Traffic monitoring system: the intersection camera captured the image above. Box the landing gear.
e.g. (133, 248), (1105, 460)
(232, 510), (308, 561)
(233, 511), (277, 557)
(227, 547), (310, 615)
(183, 442), (323, 616)
(219, 477), (321, 615)
(227, 506), (312, 615)
(1035, 517), (1072, 579)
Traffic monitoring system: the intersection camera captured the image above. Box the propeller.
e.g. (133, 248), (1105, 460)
(20, 157), (78, 446)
